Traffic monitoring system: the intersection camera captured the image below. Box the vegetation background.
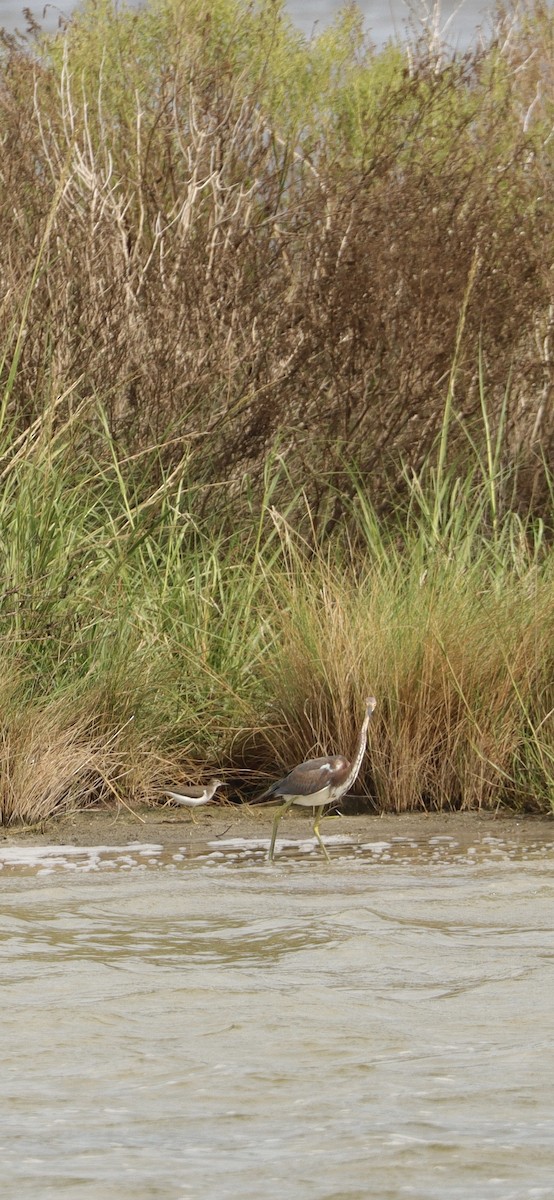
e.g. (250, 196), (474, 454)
(0, 0), (552, 824)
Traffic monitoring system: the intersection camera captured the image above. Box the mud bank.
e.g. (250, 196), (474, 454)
(2, 803), (553, 852)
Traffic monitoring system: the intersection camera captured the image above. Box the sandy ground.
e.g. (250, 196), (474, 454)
(2, 801), (553, 850)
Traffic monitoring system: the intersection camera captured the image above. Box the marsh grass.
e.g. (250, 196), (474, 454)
(0, 391), (551, 825)
(254, 492), (554, 814)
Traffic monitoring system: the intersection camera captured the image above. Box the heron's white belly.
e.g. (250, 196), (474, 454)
(290, 786), (334, 808)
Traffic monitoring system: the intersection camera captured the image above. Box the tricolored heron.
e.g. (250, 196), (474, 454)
(259, 696), (376, 862)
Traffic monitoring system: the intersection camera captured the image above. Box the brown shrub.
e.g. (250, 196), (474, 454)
(0, 2), (553, 527)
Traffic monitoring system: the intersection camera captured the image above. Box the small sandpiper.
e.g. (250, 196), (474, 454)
(165, 778), (224, 814)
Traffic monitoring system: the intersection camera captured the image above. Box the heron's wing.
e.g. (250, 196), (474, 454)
(273, 756), (349, 798)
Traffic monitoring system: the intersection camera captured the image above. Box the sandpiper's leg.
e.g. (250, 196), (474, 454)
(268, 799), (294, 861)
(313, 805), (331, 862)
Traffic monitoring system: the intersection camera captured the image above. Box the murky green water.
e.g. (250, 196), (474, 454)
(1, 833), (554, 1199)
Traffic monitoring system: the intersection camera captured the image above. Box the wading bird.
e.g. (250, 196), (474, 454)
(259, 696), (376, 862)
(165, 778), (224, 811)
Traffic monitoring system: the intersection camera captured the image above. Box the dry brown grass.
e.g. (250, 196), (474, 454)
(246, 538), (554, 813)
(0, 702), (111, 827)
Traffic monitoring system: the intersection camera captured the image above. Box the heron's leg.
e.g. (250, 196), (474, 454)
(313, 805), (331, 862)
(268, 799), (295, 861)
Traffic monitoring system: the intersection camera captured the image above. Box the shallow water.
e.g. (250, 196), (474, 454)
(2, 832), (554, 1199)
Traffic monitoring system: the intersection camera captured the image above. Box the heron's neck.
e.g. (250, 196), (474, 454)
(342, 711), (372, 794)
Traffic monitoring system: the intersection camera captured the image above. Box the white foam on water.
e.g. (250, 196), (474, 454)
(0, 842), (165, 873)
(1, 833), (553, 873)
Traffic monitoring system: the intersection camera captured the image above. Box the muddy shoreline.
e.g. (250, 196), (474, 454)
(2, 803), (553, 850)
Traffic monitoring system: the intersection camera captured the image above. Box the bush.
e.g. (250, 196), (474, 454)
(0, 0), (553, 527)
